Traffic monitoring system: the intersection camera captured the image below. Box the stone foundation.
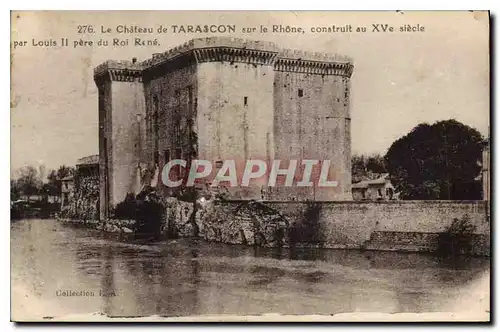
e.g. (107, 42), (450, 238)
(61, 175), (99, 220)
(58, 218), (135, 234)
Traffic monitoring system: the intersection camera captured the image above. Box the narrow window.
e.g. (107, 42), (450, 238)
(174, 89), (180, 107)
(187, 86), (193, 115)
(153, 95), (159, 157)
(175, 148), (182, 179)
(298, 89), (304, 97)
(244, 96), (248, 106)
(164, 149), (170, 165)
(175, 120), (181, 145)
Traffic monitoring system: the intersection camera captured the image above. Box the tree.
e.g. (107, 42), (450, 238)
(47, 170), (59, 197)
(351, 154), (367, 183)
(352, 153), (387, 183)
(11, 180), (21, 201)
(385, 120), (483, 200)
(56, 165), (74, 180)
(366, 154), (387, 174)
(17, 166), (42, 201)
(46, 165), (75, 200)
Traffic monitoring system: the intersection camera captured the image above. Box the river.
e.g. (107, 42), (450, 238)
(11, 218), (490, 321)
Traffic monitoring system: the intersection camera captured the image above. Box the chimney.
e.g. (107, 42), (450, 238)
(132, 57), (137, 64)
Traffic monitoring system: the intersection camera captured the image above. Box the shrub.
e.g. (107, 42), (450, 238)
(113, 193), (138, 220)
(288, 201), (324, 246)
(437, 214), (477, 256)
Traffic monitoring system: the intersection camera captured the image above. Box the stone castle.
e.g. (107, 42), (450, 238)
(94, 37), (354, 219)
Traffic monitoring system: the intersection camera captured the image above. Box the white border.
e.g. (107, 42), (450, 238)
(4, 1), (497, 331)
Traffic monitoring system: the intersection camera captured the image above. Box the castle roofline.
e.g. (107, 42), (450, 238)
(76, 154), (99, 166)
(139, 37), (352, 68)
(94, 37), (354, 79)
(94, 60), (143, 77)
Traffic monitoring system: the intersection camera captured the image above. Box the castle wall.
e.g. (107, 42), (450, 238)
(273, 71), (351, 201)
(71, 174), (100, 221)
(98, 83), (112, 220)
(264, 200), (489, 249)
(182, 200), (490, 256)
(109, 81), (146, 206)
(197, 60), (275, 199)
(144, 63), (198, 196)
(62, 197), (490, 256)
(95, 60), (145, 216)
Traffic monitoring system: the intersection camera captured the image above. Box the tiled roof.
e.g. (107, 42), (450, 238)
(77, 155), (99, 166)
(352, 173), (392, 189)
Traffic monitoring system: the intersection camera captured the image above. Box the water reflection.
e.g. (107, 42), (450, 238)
(11, 219), (490, 318)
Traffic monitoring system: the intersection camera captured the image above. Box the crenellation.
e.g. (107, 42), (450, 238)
(95, 38), (353, 82)
(274, 58), (353, 77)
(194, 47), (278, 65)
(108, 68), (143, 82)
(94, 60), (144, 83)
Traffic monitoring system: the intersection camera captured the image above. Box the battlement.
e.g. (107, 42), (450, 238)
(94, 60), (143, 76)
(94, 37), (354, 80)
(278, 48), (352, 64)
(94, 59), (144, 83)
(140, 37), (282, 69)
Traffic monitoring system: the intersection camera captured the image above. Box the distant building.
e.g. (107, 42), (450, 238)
(60, 175), (74, 209)
(76, 155), (99, 177)
(62, 155), (100, 219)
(352, 173), (397, 201)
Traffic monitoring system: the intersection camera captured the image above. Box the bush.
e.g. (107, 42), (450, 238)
(288, 201), (324, 246)
(135, 194), (164, 239)
(113, 193), (138, 220)
(437, 214), (477, 256)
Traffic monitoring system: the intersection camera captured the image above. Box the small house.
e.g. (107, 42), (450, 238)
(352, 173), (397, 201)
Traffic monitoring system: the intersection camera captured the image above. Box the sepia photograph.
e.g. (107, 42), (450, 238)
(10, 10), (490, 322)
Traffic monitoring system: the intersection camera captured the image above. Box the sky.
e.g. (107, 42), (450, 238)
(10, 11), (490, 175)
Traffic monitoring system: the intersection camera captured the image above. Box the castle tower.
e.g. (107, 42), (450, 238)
(94, 60), (146, 219)
(194, 40), (279, 199)
(272, 50), (354, 201)
(94, 37), (354, 207)
(140, 38), (280, 200)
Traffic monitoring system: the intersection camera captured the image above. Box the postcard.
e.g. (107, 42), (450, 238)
(10, 10), (490, 322)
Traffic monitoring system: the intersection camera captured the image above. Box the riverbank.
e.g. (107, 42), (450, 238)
(11, 219), (490, 322)
(59, 198), (491, 256)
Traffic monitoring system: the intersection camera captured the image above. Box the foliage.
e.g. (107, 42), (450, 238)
(11, 180), (21, 201)
(135, 196), (165, 239)
(176, 187), (198, 202)
(12, 164), (76, 203)
(16, 166), (43, 201)
(352, 153), (387, 183)
(351, 155), (367, 182)
(113, 193), (138, 220)
(288, 201), (324, 245)
(366, 154), (387, 174)
(385, 120), (483, 200)
(437, 214), (477, 256)
(113, 191), (165, 239)
(46, 165), (75, 197)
